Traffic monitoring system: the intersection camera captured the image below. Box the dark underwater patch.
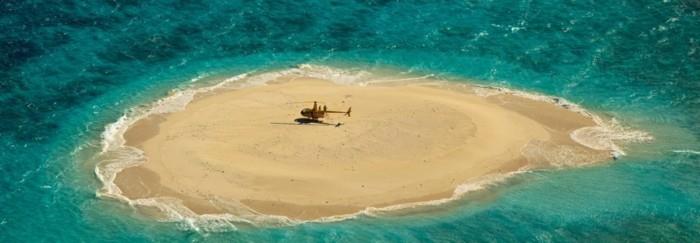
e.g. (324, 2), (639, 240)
(0, 38), (43, 70)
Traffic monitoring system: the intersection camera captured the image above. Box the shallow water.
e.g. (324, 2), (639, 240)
(1, 0), (699, 241)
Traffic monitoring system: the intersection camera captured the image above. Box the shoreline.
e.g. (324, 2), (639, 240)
(94, 64), (652, 228)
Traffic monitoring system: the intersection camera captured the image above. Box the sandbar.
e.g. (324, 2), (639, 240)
(114, 77), (609, 220)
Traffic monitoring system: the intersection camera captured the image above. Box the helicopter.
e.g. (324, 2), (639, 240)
(269, 101), (352, 127)
(300, 101), (351, 121)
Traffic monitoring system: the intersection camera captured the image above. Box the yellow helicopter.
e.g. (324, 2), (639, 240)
(300, 101), (352, 121)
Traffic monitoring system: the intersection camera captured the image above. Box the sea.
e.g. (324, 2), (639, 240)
(1, 0), (699, 242)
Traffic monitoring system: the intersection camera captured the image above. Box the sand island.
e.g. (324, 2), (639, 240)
(111, 76), (610, 220)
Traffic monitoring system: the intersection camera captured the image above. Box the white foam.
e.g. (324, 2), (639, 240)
(472, 85), (653, 155)
(95, 146), (145, 198)
(94, 64), (652, 230)
(672, 149), (700, 155)
(571, 117), (653, 156)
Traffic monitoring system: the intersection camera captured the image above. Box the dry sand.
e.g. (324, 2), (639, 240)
(114, 77), (609, 220)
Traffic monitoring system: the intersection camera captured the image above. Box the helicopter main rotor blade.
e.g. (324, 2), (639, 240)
(286, 101), (326, 104)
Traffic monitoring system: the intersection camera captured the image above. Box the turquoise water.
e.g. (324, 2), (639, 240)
(2, 0), (699, 241)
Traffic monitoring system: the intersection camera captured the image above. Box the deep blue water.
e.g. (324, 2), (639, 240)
(1, 0), (700, 242)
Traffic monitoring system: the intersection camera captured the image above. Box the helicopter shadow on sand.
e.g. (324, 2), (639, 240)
(270, 118), (344, 127)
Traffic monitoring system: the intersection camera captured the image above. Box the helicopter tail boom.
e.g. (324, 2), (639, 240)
(324, 107), (352, 117)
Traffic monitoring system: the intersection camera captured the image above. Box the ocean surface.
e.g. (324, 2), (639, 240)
(1, 0), (699, 242)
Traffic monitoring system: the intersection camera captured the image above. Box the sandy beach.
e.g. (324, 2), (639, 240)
(113, 77), (610, 220)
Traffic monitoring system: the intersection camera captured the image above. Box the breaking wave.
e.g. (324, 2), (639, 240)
(472, 85), (653, 156)
(672, 149), (700, 155)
